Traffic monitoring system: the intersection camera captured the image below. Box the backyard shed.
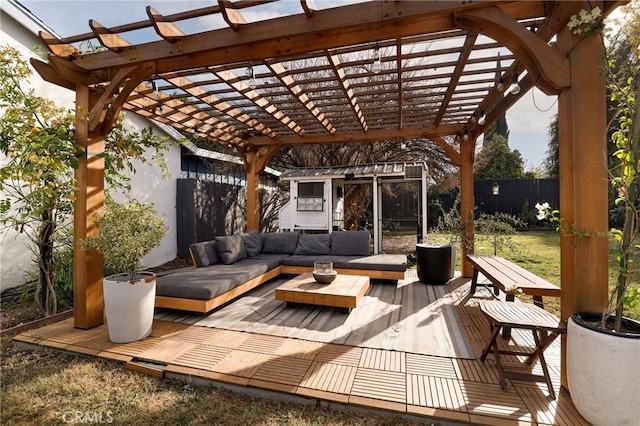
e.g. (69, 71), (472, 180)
(278, 162), (432, 253)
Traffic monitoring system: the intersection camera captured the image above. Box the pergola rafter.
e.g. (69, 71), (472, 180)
(31, 0), (627, 392)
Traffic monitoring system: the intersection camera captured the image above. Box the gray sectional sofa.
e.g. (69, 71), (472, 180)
(155, 230), (407, 313)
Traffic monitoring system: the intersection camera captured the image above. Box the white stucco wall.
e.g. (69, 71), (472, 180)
(1, 2), (180, 291)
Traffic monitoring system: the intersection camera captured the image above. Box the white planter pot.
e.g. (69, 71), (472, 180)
(567, 312), (640, 426)
(103, 272), (156, 343)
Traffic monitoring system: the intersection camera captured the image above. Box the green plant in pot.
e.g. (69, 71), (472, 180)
(536, 7), (639, 424)
(420, 195), (521, 284)
(82, 196), (168, 343)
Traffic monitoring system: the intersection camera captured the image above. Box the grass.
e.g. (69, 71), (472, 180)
(2, 232), (638, 424)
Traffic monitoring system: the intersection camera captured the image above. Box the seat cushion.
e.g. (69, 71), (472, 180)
(294, 234), (331, 255)
(261, 232), (299, 254)
(282, 255), (353, 269)
(242, 229), (262, 257)
(346, 254), (407, 272)
(156, 258), (277, 300)
(331, 231), (370, 256)
(189, 240), (219, 267)
(215, 234), (247, 264)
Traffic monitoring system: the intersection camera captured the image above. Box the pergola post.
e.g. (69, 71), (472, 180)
(460, 137), (475, 277)
(73, 84), (105, 329)
(245, 148), (260, 231)
(558, 25), (609, 388)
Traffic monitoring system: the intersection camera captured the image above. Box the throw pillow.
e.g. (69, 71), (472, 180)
(189, 240), (219, 267)
(261, 232), (300, 254)
(331, 230), (370, 256)
(294, 234), (331, 255)
(215, 235), (247, 264)
(241, 229), (262, 257)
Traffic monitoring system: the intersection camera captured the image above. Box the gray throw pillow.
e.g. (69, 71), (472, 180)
(261, 232), (300, 254)
(294, 234), (331, 255)
(241, 229), (262, 257)
(189, 240), (219, 267)
(215, 235), (247, 264)
(331, 231), (370, 256)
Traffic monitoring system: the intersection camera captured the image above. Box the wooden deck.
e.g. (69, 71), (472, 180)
(13, 271), (587, 425)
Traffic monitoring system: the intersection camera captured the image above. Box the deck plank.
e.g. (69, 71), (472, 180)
(351, 368), (406, 403)
(172, 345), (231, 371)
(299, 361), (357, 394)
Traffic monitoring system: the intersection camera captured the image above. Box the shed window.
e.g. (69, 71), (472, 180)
(297, 182), (324, 211)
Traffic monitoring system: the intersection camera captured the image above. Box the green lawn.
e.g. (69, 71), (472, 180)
(472, 230), (640, 321)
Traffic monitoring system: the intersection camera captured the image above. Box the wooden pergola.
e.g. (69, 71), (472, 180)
(32, 0), (625, 390)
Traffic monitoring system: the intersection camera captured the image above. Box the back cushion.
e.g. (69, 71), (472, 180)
(189, 240), (219, 267)
(261, 232), (300, 254)
(241, 229), (262, 257)
(331, 231), (370, 256)
(215, 235), (247, 264)
(294, 234), (331, 255)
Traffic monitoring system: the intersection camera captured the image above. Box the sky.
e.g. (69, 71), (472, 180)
(16, 0), (625, 171)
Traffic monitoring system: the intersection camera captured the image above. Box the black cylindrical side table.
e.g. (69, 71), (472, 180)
(415, 244), (456, 284)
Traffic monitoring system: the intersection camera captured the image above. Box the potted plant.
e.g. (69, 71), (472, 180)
(82, 197), (168, 343)
(536, 9), (639, 423)
(420, 195), (521, 284)
(566, 72), (640, 426)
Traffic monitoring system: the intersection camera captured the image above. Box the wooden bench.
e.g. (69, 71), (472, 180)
(467, 255), (560, 308)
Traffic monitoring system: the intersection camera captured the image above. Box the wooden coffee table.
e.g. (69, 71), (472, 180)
(275, 272), (370, 313)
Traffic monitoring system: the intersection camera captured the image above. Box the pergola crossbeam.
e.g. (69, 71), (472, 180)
(89, 20), (131, 53)
(147, 6), (186, 43)
(38, 31), (79, 57)
(434, 34), (477, 126)
(164, 75), (277, 138)
(266, 61), (336, 135)
(326, 50), (368, 132)
(218, 0), (247, 31)
(212, 67), (305, 136)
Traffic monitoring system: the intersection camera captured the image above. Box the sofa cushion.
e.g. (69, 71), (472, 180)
(189, 240), (219, 267)
(282, 255), (352, 269)
(294, 234), (331, 255)
(331, 231), (370, 256)
(242, 229), (262, 257)
(261, 232), (299, 254)
(215, 235), (247, 264)
(156, 258), (276, 300)
(346, 254), (407, 272)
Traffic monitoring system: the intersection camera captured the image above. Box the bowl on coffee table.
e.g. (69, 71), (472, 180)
(313, 261), (337, 284)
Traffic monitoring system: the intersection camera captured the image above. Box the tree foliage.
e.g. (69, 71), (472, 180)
(483, 113), (509, 145)
(0, 45), (171, 315)
(543, 115), (559, 178)
(474, 134), (525, 179)
(81, 197), (168, 279)
(605, 1), (639, 329)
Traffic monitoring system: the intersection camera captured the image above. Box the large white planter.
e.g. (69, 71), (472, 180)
(567, 312), (640, 426)
(103, 272), (156, 343)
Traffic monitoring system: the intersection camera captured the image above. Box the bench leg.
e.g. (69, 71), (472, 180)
(480, 323), (508, 391)
(469, 268), (479, 296)
(533, 295), (544, 308)
(531, 329), (556, 399)
(501, 294), (515, 339)
(480, 324), (502, 362)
